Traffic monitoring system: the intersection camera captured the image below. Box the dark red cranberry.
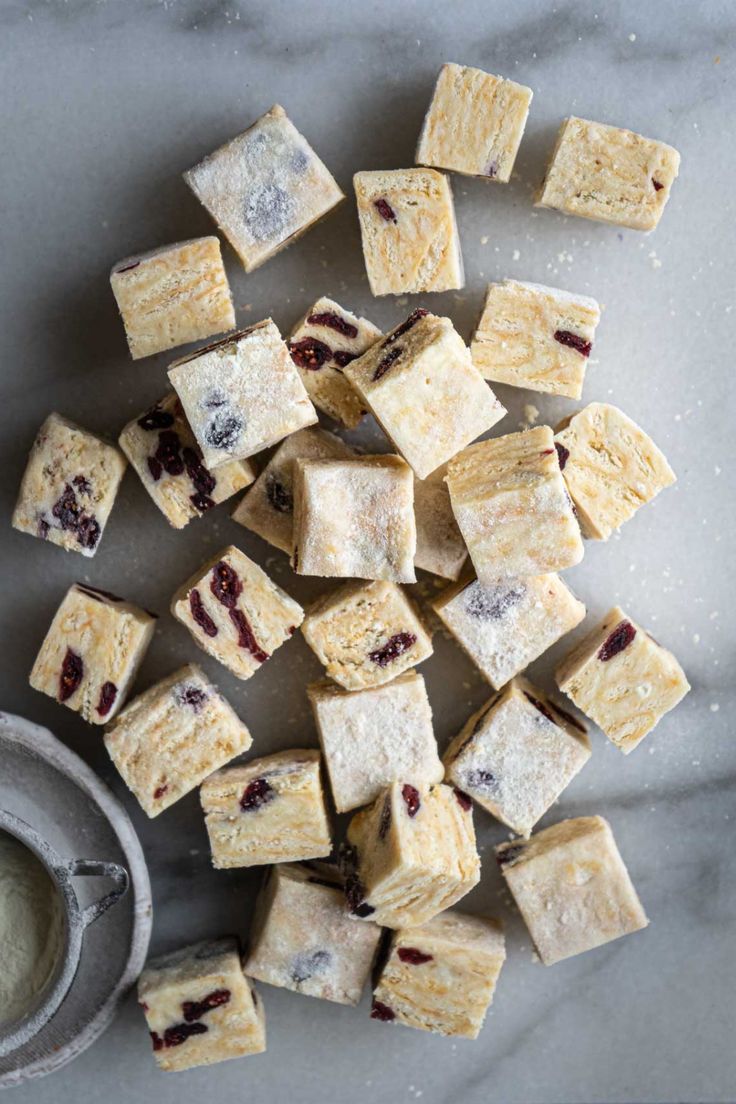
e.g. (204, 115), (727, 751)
(306, 311), (359, 339)
(138, 407), (175, 431)
(524, 692), (556, 725)
(343, 859), (374, 916)
(454, 788), (472, 812)
(147, 455), (163, 482)
(204, 410), (243, 451)
(240, 777), (274, 811)
(370, 999), (396, 1021)
(77, 584), (124, 603)
(163, 1021), (208, 1047)
(190, 589), (218, 637)
(378, 794), (392, 839)
(51, 484), (99, 548)
(384, 308), (429, 346)
(550, 701), (587, 734)
(76, 515), (101, 550)
(291, 950), (331, 984)
(59, 649), (83, 702)
(555, 442), (570, 470)
(465, 768), (496, 790)
(175, 685), (208, 711)
(190, 491), (215, 512)
(140, 1001), (149, 1012)
(155, 430), (185, 477)
(374, 198), (397, 222)
(373, 346), (402, 381)
(466, 582), (525, 621)
(652, 178), (664, 191)
(401, 784), (421, 818)
(96, 681), (118, 717)
(182, 447), (216, 497)
(73, 474), (92, 495)
(554, 330), (592, 357)
(333, 350), (358, 369)
(369, 632), (417, 667)
(288, 337), (332, 370)
(210, 561), (242, 608)
(117, 261), (140, 273)
(153, 784), (168, 800)
(352, 900), (376, 918)
(397, 947), (433, 965)
(266, 477), (293, 513)
(230, 609), (270, 663)
(497, 843), (525, 867)
(150, 1031), (163, 1051)
(182, 989), (231, 1022)
(38, 518), (50, 539)
(485, 159), (499, 178)
(598, 620), (636, 661)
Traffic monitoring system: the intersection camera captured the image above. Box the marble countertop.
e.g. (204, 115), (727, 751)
(1, 1), (734, 1102)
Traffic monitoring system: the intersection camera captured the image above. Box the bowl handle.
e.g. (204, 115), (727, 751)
(65, 860), (130, 928)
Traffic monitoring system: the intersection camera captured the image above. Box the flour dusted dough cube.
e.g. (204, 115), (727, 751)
(307, 671), (441, 813)
(287, 297), (382, 427)
(104, 664), (252, 817)
(497, 816), (648, 964)
(371, 909), (505, 1037)
(344, 782), (480, 929)
(344, 310), (505, 480)
(168, 319), (317, 469)
(138, 936), (265, 1071)
(416, 62), (532, 183)
(200, 750), (330, 868)
(446, 426), (583, 581)
(554, 402), (676, 540)
(110, 237), (235, 360)
(231, 427), (354, 554)
(12, 413), (126, 557)
(556, 606), (689, 753)
(171, 545), (303, 681)
(354, 169), (463, 296)
(444, 677), (590, 837)
(433, 572), (585, 689)
(413, 469), (468, 580)
(470, 279), (600, 399)
(292, 455), (416, 583)
(184, 105), (344, 272)
(119, 392), (256, 530)
(536, 116), (680, 231)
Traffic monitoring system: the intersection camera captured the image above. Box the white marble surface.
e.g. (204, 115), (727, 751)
(1, 1), (734, 1102)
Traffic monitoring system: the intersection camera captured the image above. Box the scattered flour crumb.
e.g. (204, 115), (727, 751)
(710, 703), (720, 713)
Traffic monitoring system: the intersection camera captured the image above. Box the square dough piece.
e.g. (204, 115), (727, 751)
(287, 297), (382, 427)
(446, 426), (583, 581)
(443, 676), (590, 837)
(416, 62), (532, 183)
(200, 749), (331, 868)
(354, 169), (464, 295)
(168, 319), (317, 469)
(555, 606), (690, 753)
(104, 664), (252, 817)
(171, 545), (303, 681)
(343, 781), (480, 929)
(307, 671), (442, 813)
(231, 427), (355, 554)
(536, 116), (680, 231)
(292, 455), (416, 583)
(184, 104), (344, 272)
(433, 572), (585, 689)
(371, 909), (505, 1038)
(29, 583), (156, 725)
(119, 392), (256, 530)
(12, 413), (127, 558)
(138, 936), (265, 1072)
(344, 309), (505, 480)
(245, 862), (382, 1006)
(110, 237), (235, 360)
(413, 469), (468, 581)
(496, 816), (648, 965)
(554, 402), (676, 540)
(470, 279), (601, 399)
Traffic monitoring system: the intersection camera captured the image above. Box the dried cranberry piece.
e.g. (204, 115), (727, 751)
(369, 632), (417, 668)
(38, 518), (50, 539)
(204, 409), (243, 452)
(73, 474), (91, 495)
(306, 311), (359, 339)
(288, 336), (333, 371)
(485, 159), (499, 178)
(59, 649), (83, 702)
(230, 609), (270, 663)
(370, 999), (396, 1021)
(150, 1031), (163, 1051)
(454, 788), (472, 812)
(342, 853), (374, 916)
(524, 692), (556, 725)
(550, 701), (586, 734)
(76, 514), (101, 550)
(291, 950), (331, 984)
(266, 476), (293, 513)
(96, 681), (118, 717)
(555, 442), (570, 470)
(210, 561), (243, 608)
(332, 349), (358, 369)
(163, 1021), (208, 1047)
(182, 447), (216, 497)
(374, 198), (397, 223)
(466, 582), (525, 621)
(190, 491), (215, 512)
(153, 784), (168, 800)
(401, 784), (421, 818)
(384, 308), (429, 346)
(175, 684), (208, 711)
(398, 947), (433, 965)
(466, 768), (496, 791)
(77, 583), (124, 603)
(378, 794), (392, 840)
(652, 178), (664, 191)
(373, 346), (402, 381)
(155, 430), (185, 476)
(138, 407), (175, 431)
(189, 589), (218, 637)
(598, 620), (636, 661)
(554, 330), (592, 357)
(182, 989), (231, 1022)
(117, 261), (140, 273)
(147, 455), (163, 482)
(497, 843), (525, 867)
(51, 484), (84, 532)
(352, 900), (376, 918)
(240, 777), (274, 811)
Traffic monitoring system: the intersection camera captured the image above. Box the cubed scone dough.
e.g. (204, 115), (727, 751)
(497, 816), (648, 965)
(354, 169), (463, 295)
(307, 671), (442, 813)
(416, 62), (532, 182)
(556, 606), (689, 753)
(104, 664), (251, 817)
(138, 936), (265, 1071)
(536, 116), (680, 231)
(110, 237), (235, 360)
(12, 413), (127, 557)
(371, 909), (505, 1038)
(471, 279), (600, 399)
(184, 104), (344, 272)
(413, 469), (468, 580)
(245, 862), (382, 1006)
(200, 749), (331, 868)
(555, 402), (676, 540)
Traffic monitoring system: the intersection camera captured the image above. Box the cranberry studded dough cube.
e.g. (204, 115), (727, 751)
(444, 677), (590, 837)
(292, 455), (417, 583)
(344, 782), (480, 929)
(171, 545), (303, 681)
(104, 664), (252, 817)
(167, 319), (317, 470)
(245, 862), (382, 1006)
(302, 580), (433, 691)
(200, 749), (331, 868)
(353, 169), (464, 296)
(446, 426), (583, 582)
(536, 116), (680, 231)
(433, 572), (585, 690)
(496, 816), (648, 965)
(231, 426), (355, 554)
(554, 403), (676, 540)
(416, 62), (532, 183)
(12, 413), (126, 557)
(307, 671), (442, 814)
(287, 297), (382, 428)
(371, 909), (505, 1038)
(138, 936), (265, 1072)
(470, 279), (601, 399)
(119, 392), (256, 530)
(184, 104), (344, 273)
(413, 469), (468, 581)
(556, 606), (690, 753)
(29, 583), (155, 725)
(109, 237), (235, 360)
